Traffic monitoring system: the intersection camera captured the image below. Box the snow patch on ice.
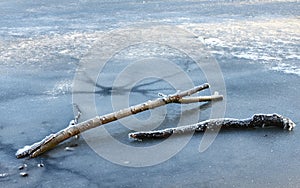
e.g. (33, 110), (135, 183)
(181, 17), (300, 76)
(0, 31), (104, 69)
(44, 80), (73, 97)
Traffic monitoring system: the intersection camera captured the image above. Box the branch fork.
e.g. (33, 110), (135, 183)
(16, 83), (222, 158)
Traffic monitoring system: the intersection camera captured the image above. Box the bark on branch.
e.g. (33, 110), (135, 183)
(16, 83), (222, 158)
(129, 114), (296, 140)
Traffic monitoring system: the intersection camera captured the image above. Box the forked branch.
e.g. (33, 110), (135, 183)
(16, 83), (222, 158)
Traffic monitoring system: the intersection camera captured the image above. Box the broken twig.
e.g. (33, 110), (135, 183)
(129, 114), (296, 140)
(16, 83), (222, 158)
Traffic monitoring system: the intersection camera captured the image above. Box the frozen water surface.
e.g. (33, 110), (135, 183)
(0, 0), (299, 187)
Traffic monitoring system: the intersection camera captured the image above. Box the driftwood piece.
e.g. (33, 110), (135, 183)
(129, 114), (296, 140)
(16, 83), (222, 158)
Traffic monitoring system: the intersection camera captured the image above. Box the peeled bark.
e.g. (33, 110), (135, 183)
(16, 83), (222, 158)
(129, 114), (296, 140)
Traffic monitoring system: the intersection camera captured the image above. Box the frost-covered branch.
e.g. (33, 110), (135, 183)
(129, 114), (296, 140)
(16, 83), (222, 158)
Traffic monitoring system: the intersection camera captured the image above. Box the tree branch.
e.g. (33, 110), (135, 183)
(16, 83), (222, 158)
(129, 114), (296, 140)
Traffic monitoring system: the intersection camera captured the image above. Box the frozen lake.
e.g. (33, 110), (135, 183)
(0, 0), (299, 187)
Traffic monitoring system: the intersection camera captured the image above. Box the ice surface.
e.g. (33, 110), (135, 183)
(180, 17), (300, 76)
(1, 0), (300, 187)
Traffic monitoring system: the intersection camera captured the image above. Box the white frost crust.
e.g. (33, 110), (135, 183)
(283, 118), (296, 131)
(15, 145), (32, 157)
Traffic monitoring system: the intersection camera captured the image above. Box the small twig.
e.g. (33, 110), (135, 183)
(129, 114), (296, 140)
(69, 104), (82, 126)
(178, 92), (222, 104)
(16, 83), (221, 158)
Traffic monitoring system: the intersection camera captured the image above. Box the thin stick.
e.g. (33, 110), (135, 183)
(129, 114), (296, 140)
(16, 83), (221, 158)
(178, 92), (222, 104)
